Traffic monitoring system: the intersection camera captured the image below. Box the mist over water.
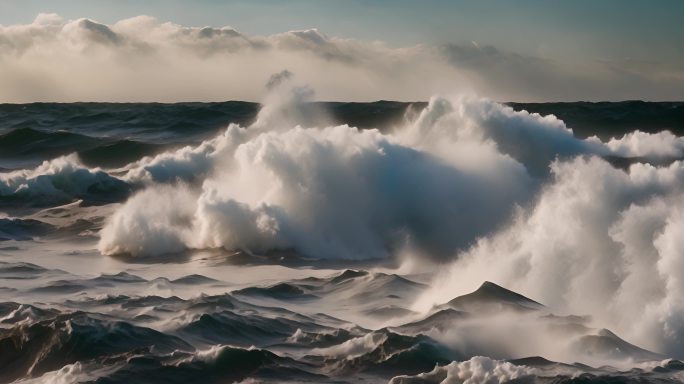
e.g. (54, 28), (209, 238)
(2, 80), (684, 382)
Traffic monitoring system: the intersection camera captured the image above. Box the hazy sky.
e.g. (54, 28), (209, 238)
(1, 0), (682, 102)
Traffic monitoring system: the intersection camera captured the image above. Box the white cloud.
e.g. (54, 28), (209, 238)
(0, 14), (455, 102)
(1, 14), (682, 102)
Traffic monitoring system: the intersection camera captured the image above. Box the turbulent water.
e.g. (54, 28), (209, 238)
(2, 91), (684, 383)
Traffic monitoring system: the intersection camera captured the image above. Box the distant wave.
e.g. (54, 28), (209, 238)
(0, 128), (173, 169)
(0, 128), (98, 159)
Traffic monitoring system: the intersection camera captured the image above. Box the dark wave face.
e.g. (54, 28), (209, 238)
(2, 99), (684, 383)
(0, 102), (259, 140)
(508, 101), (684, 140)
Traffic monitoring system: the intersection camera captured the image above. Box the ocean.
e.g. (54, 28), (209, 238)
(1, 98), (684, 383)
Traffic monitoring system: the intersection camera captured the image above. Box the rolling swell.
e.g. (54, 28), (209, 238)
(0, 218), (53, 241)
(0, 128), (98, 161)
(94, 345), (325, 384)
(2, 100), (682, 143)
(0, 312), (193, 383)
(77, 140), (171, 168)
(0, 102), (259, 142)
(177, 311), (308, 347)
(309, 330), (455, 376)
(508, 101), (684, 140)
(0, 128), (171, 169)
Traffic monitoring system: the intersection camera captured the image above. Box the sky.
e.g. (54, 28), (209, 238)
(0, 0), (682, 102)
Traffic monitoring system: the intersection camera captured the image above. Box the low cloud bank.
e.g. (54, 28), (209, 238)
(1, 14), (682, 102)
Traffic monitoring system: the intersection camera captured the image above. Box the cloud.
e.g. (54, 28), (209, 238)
(0, 14), (682, 102)
(441, 43), (684, 101)
(0, 14), (449, 103)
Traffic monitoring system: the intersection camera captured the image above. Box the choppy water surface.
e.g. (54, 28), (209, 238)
(2, 97), (684, 383)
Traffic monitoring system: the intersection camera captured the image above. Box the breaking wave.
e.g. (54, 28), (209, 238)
(0, 155), (130, 207)
(97, 88), (684, 262)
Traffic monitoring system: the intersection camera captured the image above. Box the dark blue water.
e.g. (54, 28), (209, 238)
(2, 101), (681, 170)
